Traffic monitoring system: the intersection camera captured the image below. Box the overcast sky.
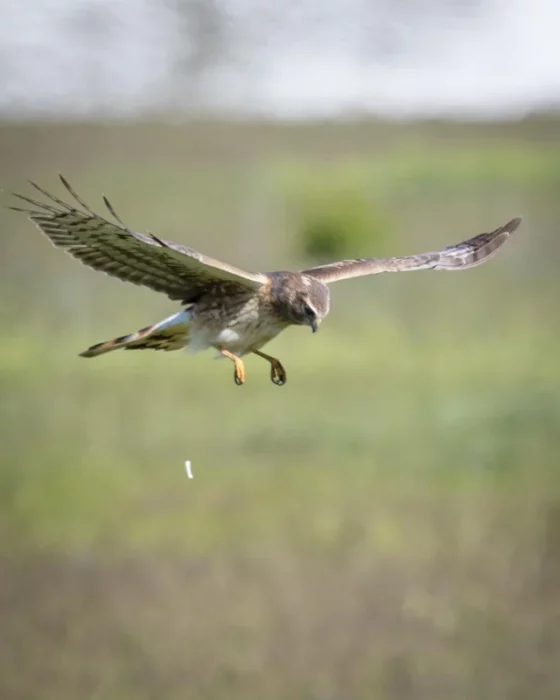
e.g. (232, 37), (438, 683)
(1, 0), (559, 120)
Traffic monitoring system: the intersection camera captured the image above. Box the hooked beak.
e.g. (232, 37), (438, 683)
(311, 318), (321, 333)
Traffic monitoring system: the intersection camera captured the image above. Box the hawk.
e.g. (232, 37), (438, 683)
(11, 176), (521, 386)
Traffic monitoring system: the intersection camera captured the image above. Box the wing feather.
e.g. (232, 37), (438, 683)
(302, 217), (522, 284)
(11, 175), (267, 302)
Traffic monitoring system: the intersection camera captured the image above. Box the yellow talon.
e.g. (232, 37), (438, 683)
(219, 349), (246, 386)
(253, 350), (287, 386)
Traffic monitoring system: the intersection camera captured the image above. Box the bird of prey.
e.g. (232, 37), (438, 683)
(11, 176), (521, 386)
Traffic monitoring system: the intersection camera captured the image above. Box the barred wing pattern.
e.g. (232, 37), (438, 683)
(302, 217), (522, 284)
(11, 176), (267, 303)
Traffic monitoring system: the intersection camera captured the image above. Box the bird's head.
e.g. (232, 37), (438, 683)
(294, 276), (330, 332)
(288, 275), (330, 331)
(267, 272), (330, 331)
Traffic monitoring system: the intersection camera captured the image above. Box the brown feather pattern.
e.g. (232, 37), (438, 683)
(301, 217), (522, 284)
(11, 175), (266, 303)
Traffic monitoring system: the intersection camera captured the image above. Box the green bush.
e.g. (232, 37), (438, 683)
(277, 162), (395, 263)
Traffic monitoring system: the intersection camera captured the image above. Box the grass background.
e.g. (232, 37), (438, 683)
(1, 117), (559, 699)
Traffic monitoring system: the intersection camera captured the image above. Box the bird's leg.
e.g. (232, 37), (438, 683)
(253, 350), (287, 386)
(219, 349), (246, 386)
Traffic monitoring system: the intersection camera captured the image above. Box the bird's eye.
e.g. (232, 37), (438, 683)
(303, 304), (316, 317)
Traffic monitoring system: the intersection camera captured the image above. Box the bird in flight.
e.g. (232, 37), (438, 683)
(11, 176), (521, 386)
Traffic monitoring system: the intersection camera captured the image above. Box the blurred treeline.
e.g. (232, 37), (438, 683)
(1, 117), (560, 700)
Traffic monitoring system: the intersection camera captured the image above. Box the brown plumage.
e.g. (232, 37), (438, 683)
(11, 176), (522, 386)
(301, 218), (521, 282)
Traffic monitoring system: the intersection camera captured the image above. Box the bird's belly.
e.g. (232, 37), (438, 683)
(188, 316), (286, 356)
(215, 322), (285, 355)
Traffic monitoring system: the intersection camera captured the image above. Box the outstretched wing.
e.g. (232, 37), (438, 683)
(10, 175), (267, 303)
(302, 217), (522, 284)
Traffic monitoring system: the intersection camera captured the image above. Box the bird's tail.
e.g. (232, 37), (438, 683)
(79, 309), (191, 358)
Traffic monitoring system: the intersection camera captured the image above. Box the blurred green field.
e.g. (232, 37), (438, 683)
(1, 118), (560, 699)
